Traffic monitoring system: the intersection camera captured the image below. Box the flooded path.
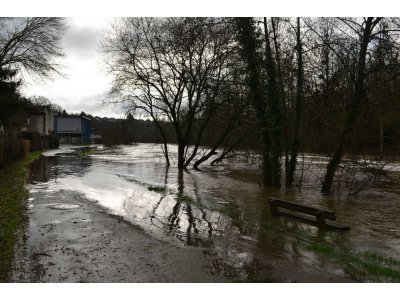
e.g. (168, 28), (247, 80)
(12, 144), (400, 282)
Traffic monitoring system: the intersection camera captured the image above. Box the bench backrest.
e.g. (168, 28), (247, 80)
(268, 197), (336, 220)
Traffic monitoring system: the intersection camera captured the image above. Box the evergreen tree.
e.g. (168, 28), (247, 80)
(0, 67), (21, 124)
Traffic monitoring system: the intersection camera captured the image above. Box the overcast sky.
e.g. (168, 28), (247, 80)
(21, 17), (123, 118)
(8, 3), (398, 120)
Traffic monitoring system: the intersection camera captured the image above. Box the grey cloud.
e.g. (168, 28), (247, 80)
(63, 26), (100, 58)
(59, 92), (123, 117)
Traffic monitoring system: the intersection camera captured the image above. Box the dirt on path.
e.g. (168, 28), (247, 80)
(11, 189), (231, 283)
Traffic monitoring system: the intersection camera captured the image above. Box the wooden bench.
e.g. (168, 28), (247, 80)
(268, 197), (350, 231)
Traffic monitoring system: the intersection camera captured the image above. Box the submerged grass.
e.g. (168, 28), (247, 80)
(302, 235), (400, 282)
(175, 193), (194, 203)
(0, 151), (42, 282)
(134, 173), (400, 282)
(79, 148), (94, 156)
(148, 185), (167, 194)
(170, 190), (400, 282)
(251, 214), (400, 282)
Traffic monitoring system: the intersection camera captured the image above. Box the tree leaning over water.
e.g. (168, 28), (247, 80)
(319, 17), (382, 193)
(103, 18), (249, 169)
(298, 17), (400, 193)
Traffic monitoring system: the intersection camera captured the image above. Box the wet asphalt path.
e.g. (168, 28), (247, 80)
(12, 189), (230, 283)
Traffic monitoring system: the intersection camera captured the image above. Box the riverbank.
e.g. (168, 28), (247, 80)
(0, 151), (42, 282)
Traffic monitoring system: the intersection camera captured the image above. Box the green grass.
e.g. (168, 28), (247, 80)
(148, 185), (167, 194)
(253, 216), (400, 282)
(79, 148), (94, 156)
(303, 238), (400, 282)
(362, 251), (400, 268)
(0, 151), (42, 282)
(305, 241), (335, 256)
(175, 193), (195, 203)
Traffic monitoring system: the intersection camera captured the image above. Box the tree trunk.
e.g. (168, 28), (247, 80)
(177, 141), (185, 169)
(321, 17), (377, 193)
(264, 17), (283, 188)
(286, 17), (304, 186)
(193, 150), (217, 169)
(236, 17), (272, 186)
(151, 115), (170, 166)
(271, 18), (290, 180)
(379, 104), (384, 156)
(193, 116), (240, 169)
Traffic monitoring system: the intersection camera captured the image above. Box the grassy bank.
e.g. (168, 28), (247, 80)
(0, 151), (42, 282)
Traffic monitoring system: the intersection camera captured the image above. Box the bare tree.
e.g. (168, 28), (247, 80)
(270, 17), (291, 176)
(103, 18), (245, 169)
(236, 17), (273, 186)
(263, 17), (284, 188)
(29, 95), (64, 112)
(0, 18), (66, 80)
(286, 17), (305, 186)
(0, 17), (65, 129)
(321, 18), (383, 193)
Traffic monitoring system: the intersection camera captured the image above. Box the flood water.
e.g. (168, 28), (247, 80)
(26, 143), (400, 281)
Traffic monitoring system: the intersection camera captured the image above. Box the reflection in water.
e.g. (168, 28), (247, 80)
(27, 144), (400, 281)
(29, 152), (92, 184)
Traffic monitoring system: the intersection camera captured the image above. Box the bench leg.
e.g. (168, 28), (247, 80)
(316, 211), (326, 230)
(269, 200), (278, 216)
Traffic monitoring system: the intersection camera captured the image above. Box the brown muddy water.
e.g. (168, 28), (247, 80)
(15, 144), (400, 282)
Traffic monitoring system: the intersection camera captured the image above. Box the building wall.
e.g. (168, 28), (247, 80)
(31, 114), (44, 135)
(58, 134), (82, 144)
(56, 116), (91, 144)
(56, 117), (82, 133)
(81, 117), (91, 144)
(45, 110), (55, 135)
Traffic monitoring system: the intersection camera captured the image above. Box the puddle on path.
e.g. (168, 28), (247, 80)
(47, 204), (81, 210)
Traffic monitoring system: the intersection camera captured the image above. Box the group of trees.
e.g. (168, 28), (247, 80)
(103, 18), (252, 168)
(2, 17), (400, 194)
(0, 18), (65, 164)
(0, 17), (65, 124)
(104, 17), (400, 193)
(87, 113), (168, 146)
